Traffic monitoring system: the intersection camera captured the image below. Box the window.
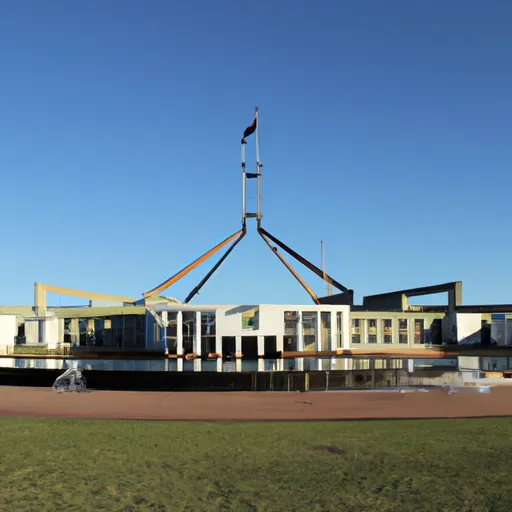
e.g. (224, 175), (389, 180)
(367, 319), (377, 343)
(320, 312), (331, 351)
(383, 319), (392, 343)
(302, 312), (317, 351)
(15, 323), (26, 345)
(135, 315), (146, 348)
(336, 312), (343, 348)
(430, 319), (442, 345)
(182, 312), (195, 354)
(283, 311), (298, 352)
(166, 312), (178, 354)
(241, 307), (259, 330)
(201, 312), (216, 354)
(399, 319), (408, 344)
(351, 319), (361, 344)
(414, 319), (424, 344)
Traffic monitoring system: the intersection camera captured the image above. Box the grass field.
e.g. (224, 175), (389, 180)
(0, 417), (511, 512)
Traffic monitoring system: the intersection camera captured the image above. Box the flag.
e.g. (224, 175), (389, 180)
(241, 108), (258, 144)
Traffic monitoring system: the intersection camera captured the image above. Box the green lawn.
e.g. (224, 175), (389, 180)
(0, 417), (511, 512)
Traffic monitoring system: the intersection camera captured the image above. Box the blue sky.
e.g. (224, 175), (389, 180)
(1, 0), (511, 307)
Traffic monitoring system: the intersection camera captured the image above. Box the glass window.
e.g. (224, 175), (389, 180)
(320, 312), (331, 351)
(383, 319), (392, 344)
(283, 311), (298, 352)
(241, 307), (259, 330)
(302, 312), (317, 351)
(166, 312), (178, 354)
(201, 312), (216, 354)
(414, 319), (424, 344)
(351, 318), (361, 344)
(430, 318), (442, 345)
(182, 311), (195, 354)
(367, 319), (377, 343)
(399, 319), (408, 344)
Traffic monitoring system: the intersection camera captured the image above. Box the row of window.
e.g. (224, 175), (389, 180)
(351, 318), (442, 345)
(55, 312), (442, 348)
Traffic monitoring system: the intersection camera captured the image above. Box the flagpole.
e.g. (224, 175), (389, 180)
(255, 107), (261, 228)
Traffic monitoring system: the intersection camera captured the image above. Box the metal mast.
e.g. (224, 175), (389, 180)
(142, 106), (353, 306)
(241, 107), (262, 227)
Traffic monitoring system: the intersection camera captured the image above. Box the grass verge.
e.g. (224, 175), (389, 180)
(0, 417), (511, 511)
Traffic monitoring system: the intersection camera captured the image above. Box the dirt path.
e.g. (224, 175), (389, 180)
(0, 386), (511, 421)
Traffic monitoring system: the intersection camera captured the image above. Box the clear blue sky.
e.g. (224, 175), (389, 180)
(1, 0), (511, 307)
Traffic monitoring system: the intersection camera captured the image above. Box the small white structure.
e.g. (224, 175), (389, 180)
(0, 315), (16, 355)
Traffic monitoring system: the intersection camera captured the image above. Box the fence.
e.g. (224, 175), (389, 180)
(0, 367), (464, 392)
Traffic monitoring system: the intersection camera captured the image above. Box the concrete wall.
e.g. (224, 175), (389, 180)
(24, 319), (40, 344)
(0, 315), (16, 355)
(43, 318), (61, 349)
(443, 313), (482, 344)
(456, 313), (482, 344)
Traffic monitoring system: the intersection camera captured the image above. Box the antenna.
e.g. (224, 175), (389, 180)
(321, 240), (333, 297)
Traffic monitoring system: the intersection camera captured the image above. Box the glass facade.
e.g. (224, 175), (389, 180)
(77, 315), (146, 349)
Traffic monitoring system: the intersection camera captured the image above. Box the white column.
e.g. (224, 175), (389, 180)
(235, 336), (242, 356)
(330, 311), (336, 351)
(177, 358), (183, 372)
(258, 359), (264, 371)
(276, 334), (284, 353)
(215, 313), (222, 355)
(194, 358), (201, 372)
(296, 312), (304, 370)
(194, 311), (202, 356)
(316, 311), (322, 351)
(343, 309), (350, 350)
(297, 312), (304, 351)
(0, 315), (16, 355)
(235, 358), (242, 372)
(176, 311), (183, 356)
(216, 358), (223, 372)
(257, 336), (265, 357)
(161, 311), (168, 352)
